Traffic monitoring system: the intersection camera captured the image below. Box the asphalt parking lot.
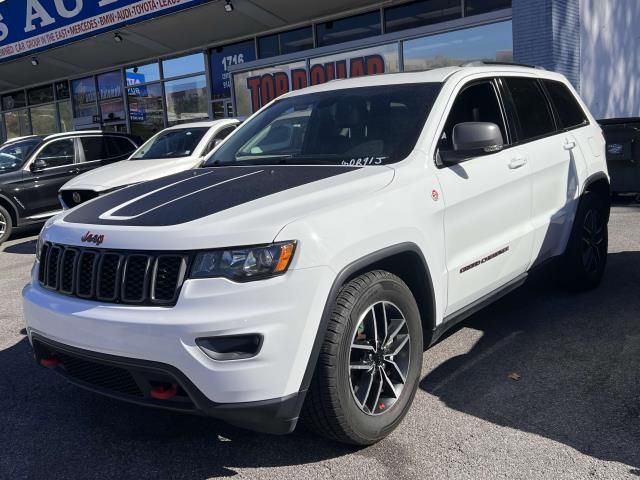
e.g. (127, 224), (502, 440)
(1, 205), (639, 480)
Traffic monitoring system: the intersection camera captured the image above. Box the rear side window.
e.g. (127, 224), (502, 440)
(106, 137), (136, 158)
(543, 80), (588, 129)
(80, 137), (108, 162)
(504, 77), (556, 141)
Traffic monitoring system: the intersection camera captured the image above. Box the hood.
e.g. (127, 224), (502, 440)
(48, 165), (394, 250)
(60, 157), (200, 191)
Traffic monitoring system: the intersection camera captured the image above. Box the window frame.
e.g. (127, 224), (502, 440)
(540, 79), (590, 132)
(498, 76), (560, 146)
(32, 137), (78, 170)
(434, 77), (513, 168)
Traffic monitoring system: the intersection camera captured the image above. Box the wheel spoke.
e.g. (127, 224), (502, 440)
(380, 367), (399, 398)
(370, 368), (384, 413)
(380, 302), (389, 344)
(383, 318), (406, 349)
(354, 368), (376, 409)
(388, 334), (410, 356)
(351, 343), (375, 352)
(370, 306), (379, 346)
(350, 360), (373, 370)
(384, 358), (406, 384)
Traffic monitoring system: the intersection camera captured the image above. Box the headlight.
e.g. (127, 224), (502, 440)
(189, 241), (296, 281)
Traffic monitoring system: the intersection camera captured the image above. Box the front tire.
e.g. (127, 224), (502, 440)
(0, 205), (13, 246)
(302, 270), (423, 445)
(562, 191), (608, 290)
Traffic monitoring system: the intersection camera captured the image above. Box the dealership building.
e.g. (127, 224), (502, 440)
(0, 0), (637, 143)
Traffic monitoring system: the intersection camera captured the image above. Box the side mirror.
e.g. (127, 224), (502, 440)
(30, 159), (47, 172)
(440, 122), (504, 165)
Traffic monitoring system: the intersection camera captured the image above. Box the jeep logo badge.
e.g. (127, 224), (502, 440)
(81, 231), (105, 246)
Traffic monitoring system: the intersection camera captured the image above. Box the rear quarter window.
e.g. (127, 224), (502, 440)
(542, 80), (589, 130)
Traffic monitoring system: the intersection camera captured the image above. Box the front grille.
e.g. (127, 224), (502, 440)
(39, 242), (188, 306)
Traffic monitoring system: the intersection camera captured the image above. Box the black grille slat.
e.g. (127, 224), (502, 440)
(38, 242), (187, 306)
(122, 255), (151, 303)
(59, 249), (78, 294)
(152, 256), (187, 304)
(96, 254), (122, 301)
(46, 246), (62, 289)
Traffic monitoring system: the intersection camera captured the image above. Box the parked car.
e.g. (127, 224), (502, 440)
(0, 131), (139, 245)
(58, 120), (241, 209)
(23, 65), (609, 445)
(598, 117), (640, 195)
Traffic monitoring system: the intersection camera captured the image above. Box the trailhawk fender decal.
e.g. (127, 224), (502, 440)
(63, 166), (358, 227)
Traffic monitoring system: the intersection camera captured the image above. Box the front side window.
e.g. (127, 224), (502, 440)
(0, 139), (41, 171)
(131, 127), (209, 160)
(504, 77), (556, 141)
(206, 84), (441, 166)
(439, 80), (508, 151)
(36, 139), (75, 168)
(543, 80), (588, 130)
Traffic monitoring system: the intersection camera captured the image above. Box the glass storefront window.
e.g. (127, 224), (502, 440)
(465, 0), (511, 16)
(2, 91), (26, 110)
(162, 53), (205, 79)
(128, 83), (165, 140)
(71, 77), (98, 122)
(58, 101), (72, 132)
(402, 20), (513, 71)
(281, 27), (314, 55)
(385, 0), (462, 33)
(27, 85), (55, 105)
(3, 110), (31, 139)
(316, 11), (381, 47)
(126, 62), (161, 85)
(55, 81), (70, 100)
(165, 75), (208, 125)
(258, 34), (280, 59)
(30, 104), (57, 134)
(97, 71), (125, 124)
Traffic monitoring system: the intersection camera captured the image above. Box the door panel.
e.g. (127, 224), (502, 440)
(21, 138), (78, 215)
(435, 79), (534, 315)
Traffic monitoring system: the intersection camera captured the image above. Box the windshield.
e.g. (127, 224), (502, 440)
(206, 83), (441, 167)
(0, 138), (42, 172)
(131, 127), (209, 160)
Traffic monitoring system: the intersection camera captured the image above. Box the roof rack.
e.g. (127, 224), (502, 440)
(462, 61), (546, 70)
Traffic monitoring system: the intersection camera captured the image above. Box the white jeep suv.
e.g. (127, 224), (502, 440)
(22, 65), (609, 445)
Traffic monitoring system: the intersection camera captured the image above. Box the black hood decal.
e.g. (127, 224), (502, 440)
(64, 166), (359, 227)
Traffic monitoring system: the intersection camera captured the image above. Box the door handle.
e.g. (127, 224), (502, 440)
(68, 168), (80, 174)
(563, 140), (576, 151)
(508, 157), (527, 169)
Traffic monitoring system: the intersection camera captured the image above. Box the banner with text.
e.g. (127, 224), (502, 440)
(0, 0), (212, 63)
(233, 43), (400, 116)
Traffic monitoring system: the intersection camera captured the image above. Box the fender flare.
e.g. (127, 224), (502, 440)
(298, 242), (436, 395)
(581, 171), (610, 195)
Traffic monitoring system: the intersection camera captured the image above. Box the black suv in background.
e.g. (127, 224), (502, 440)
(0, 131), (140, 245)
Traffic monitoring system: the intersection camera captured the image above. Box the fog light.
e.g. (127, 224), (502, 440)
(196, 335), (262, 361)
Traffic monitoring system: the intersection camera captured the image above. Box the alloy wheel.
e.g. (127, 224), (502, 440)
(349, 301), (411, 416)
(0, 211), (6, 238)
(581, 208), (605, 274)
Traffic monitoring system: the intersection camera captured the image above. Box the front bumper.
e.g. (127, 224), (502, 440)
(23, 265), (334, 430)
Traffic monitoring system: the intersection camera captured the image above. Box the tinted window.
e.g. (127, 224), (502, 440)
(2, 91), (26, 110)
(316, 12), (381, 47)
(106, 137), (137, 158)
(37, 139), (75, 168)
(207, 84), (441, 166)
(258, 34), (280, 59)
(0, 139), (41, 171)
(543, 80), (588, 129)
(465, 0), (511, 16)
(504, 78), (556, 141)
(27, 85), (54, 105)
(440, 81), (507, 151)
(55, 81), (70, 100)
(81, 137), (108, 162)
(132, 127), (209, 160)
(385, 0), (461, 33)
(281, 27), (314, 54)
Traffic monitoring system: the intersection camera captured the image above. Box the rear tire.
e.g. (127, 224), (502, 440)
(302, 270), (423, 445)
(0, 205), (13, 246)
(562, 191), (608, 290)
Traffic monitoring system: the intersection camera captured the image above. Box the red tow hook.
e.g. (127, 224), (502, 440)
(150, 383), (178, 400)
(39, 355), (60, 369)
